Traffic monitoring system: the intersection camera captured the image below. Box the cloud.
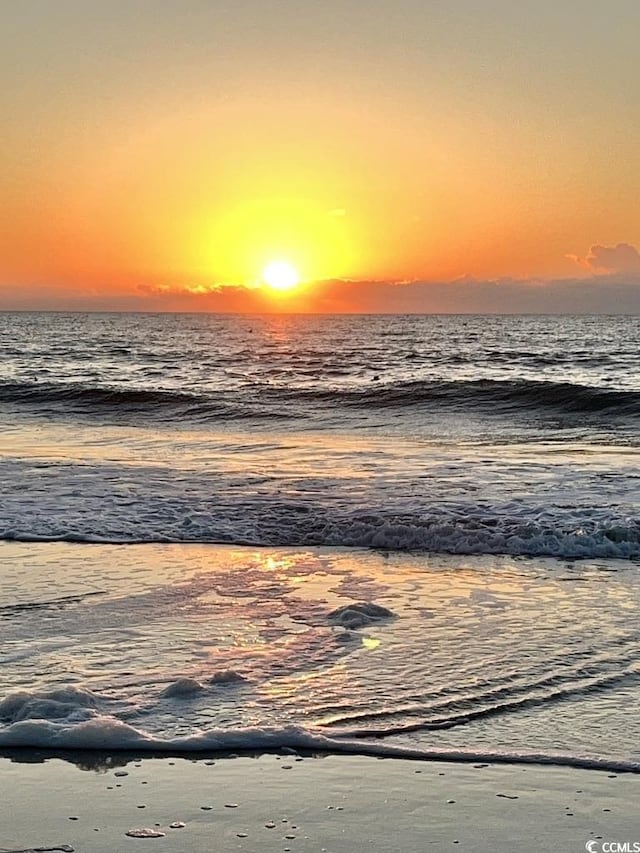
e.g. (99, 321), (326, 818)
(307, 276), (640, 314)
(3, 271), (640, 314)
(569, 243), (640, 275)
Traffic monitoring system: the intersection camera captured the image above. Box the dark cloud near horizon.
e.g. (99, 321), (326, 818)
(2, 273), (640, 314)
(308, 276), (640, 314)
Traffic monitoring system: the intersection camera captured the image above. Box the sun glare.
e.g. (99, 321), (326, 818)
(262, 261), (300, 292)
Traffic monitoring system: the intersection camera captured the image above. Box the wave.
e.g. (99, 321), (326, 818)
(4, 508), (640, 558)
(300, 378), (640, 417)
(0, 688), (638, 773)
(1, 378), (639, 423)
(2, 436), (639, 557)
(0, 380), (294, 421)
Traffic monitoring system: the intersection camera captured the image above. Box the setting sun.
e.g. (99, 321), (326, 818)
(262, 261), (301, 292)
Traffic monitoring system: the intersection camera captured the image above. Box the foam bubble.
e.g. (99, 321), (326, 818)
(161, 679), (205, 698)
(0, 687), (99, 724)
(209, 670), (248, 686)
(327, 602), (395, 629)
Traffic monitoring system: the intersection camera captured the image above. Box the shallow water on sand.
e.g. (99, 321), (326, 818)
(1, 543), (639, 768)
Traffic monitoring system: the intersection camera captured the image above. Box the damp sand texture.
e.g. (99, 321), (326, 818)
(1, 754), (640, 853)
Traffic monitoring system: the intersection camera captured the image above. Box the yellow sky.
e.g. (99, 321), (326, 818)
(1, 1), (639, 311)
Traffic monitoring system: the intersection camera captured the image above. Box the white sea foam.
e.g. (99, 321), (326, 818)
(327, 602), (395, 629)
(4, 518), (639, 559)
(1, 452), (639, 559)
(1, 711), (639, 775)
(0, 686), (99, 723)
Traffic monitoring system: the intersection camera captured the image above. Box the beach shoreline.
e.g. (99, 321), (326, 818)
(1, 753), (638, 853)
(2, 540), (640, 849)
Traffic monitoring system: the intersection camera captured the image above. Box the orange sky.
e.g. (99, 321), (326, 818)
(1, 1), (639, 312)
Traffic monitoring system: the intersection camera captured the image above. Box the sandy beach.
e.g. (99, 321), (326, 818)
(1, 752), (639, 852)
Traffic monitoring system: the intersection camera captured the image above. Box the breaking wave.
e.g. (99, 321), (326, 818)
(3, 501), (640, 558)
(0, 380), (295, 421)
(1, 378), (639, 423)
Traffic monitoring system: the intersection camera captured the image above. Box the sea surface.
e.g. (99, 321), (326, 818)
(0, 312), (639, 770)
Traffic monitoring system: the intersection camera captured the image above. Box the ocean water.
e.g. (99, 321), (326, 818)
(1, 312), (639, 769)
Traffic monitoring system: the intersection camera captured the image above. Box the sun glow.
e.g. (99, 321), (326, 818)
(262, 261), (301, 292)
(187, 195), (357, 291)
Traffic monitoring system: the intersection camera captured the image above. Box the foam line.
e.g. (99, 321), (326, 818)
(0, 713), (638, 774)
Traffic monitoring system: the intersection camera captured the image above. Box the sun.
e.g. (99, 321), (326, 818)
(261, 260), (300, 292)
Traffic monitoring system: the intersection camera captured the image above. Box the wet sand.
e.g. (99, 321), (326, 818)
(0, 753), (638, 853)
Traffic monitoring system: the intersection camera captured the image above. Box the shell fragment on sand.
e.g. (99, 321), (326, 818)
(2, 847), (75, 853)
(125, 828), (166, 838)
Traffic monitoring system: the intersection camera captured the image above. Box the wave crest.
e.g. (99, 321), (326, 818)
(0, 380), (293, 421)
(2, 378), (639, 422)
(302, 379), (640, 417)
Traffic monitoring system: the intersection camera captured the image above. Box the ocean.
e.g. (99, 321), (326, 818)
(1, 312), (639, 770)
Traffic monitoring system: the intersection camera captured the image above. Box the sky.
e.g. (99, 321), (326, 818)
(1, 0), (639, 313)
